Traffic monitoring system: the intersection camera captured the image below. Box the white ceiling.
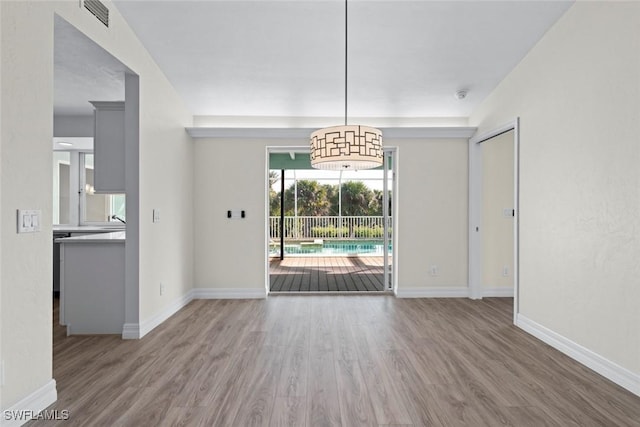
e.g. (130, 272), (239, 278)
(110, 0), (574, 120)
(53, 1), (574, 119)
(54, 15), (127, 116)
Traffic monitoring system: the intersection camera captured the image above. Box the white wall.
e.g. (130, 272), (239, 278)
(137, 82), (194, 320)
(470, 2), (640, 376)
(391, 138), (468, 291)
(1, 0), (194, 409)
(194, 137), (468, 294)
(0, 0), (3, 408)
(1, 1), (56, 410)
(194, 139), (274, 291)
(481, 130), (514, 291)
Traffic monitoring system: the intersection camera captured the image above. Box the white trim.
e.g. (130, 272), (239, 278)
(122, 288), (267, 339)
(396, 286), (469, 298)
(481, 286), (514, 297)
(121, 323), (140, 340)
(468, 136), (482, 300)
(186, 126), (477, 139)
(122, 291), (193, 339)
(382, 149), (393, 291)
(192, 287), (267, 299)
(517, 314), (640, 397)
(1, 380), (57, 427)
(136, 291), (194, 338)
(265, 146), (399, 295)
(391, 147), (399, 294)
(467, 119), (520, 322)
(470, 121), (516, 144)
(513, 118), (520, 323)
(264, 146), (272, 296)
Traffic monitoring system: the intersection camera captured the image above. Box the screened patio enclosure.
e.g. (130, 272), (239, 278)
(268, 151), (394, 292)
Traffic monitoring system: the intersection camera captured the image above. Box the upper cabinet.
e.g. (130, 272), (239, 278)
(90, 101), (125, 193)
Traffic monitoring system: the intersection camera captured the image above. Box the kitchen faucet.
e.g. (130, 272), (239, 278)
(111, 215), (126, 224)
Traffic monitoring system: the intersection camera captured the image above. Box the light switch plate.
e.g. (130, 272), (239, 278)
(17, 209), (41, 233)
(227, 209), (244, 220)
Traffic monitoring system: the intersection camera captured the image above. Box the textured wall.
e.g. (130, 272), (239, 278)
(471, 2), (640, 374)
(1, 1), (55, 409)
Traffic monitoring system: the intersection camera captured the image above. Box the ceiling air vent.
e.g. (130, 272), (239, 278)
(83, 0), (109, 28)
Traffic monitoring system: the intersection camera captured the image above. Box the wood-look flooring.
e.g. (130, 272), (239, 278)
(30, 297), (640, 426)
(269, 256), (387, 292)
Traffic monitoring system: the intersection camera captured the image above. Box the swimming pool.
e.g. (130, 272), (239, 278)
(270, 239), (391, 256)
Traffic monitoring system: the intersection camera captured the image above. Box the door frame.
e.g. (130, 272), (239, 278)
(264, 145), (398, 294)
(468, 118), (520, 323)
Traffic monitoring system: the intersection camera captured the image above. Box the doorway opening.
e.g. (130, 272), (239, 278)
(469, 120), (520, 322)
(53, 15), (140, 337)
(266, 147), (396, 293)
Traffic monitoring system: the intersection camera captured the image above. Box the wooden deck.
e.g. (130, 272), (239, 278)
(269, 256), (389, 292)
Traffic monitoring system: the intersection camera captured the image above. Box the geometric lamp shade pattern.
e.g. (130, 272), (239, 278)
(310, 125), (383, 170)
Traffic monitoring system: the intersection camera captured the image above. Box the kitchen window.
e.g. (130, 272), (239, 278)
(53, 150), (125, 226)
(53, 151), (72, 225)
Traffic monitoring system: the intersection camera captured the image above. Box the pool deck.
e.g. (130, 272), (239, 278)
(269, 256), (390, 292)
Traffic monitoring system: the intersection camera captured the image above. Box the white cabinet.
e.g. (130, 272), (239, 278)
(57, 232), (126, 335)
(90, 101), (125, 193)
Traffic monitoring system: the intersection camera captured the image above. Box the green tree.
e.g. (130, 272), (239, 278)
(269, 176), (390, 220)
(340, 181), (376, 216)
(324, 183), (340, 215)
(269, 171), (281, 215)
(370, 189), (384, 216)
(284, 180), (330, 216)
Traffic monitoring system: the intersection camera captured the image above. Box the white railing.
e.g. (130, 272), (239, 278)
(269, 216), (390, 240)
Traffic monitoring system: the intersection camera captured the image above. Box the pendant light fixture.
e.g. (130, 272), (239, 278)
(310, 0), (383, 170)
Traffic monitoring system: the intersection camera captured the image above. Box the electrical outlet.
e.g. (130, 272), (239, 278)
(502, 266), (509, 277)
(160, 283), (165, 296)
(429, 265), (439, 276)
(153, 209), (160, 223)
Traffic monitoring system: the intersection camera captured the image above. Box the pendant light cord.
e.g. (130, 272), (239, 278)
(344, 0), (348, 126)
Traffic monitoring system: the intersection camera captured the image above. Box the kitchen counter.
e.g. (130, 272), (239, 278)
(53, 227), (124, 294)
(56, 231), (125, 243)
(58, 231), (126, 335)
(54, 225), (125, 233)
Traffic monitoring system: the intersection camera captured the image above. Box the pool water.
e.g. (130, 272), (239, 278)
(270, 240), (391, 256)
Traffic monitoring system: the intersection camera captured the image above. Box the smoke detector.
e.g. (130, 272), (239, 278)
(455, 90), (468, 100)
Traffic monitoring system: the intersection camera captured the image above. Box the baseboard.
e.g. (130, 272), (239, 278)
(481, 286), (514, 297)
(516, 314), (640, 397)
(121, 288), (266, 339)
(396, 286), (469, 298)
(192, 287), (267, 299)
(132, 291), (195, 339)
(121, 323), (140, 340)
(2, 379), (57, 427)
